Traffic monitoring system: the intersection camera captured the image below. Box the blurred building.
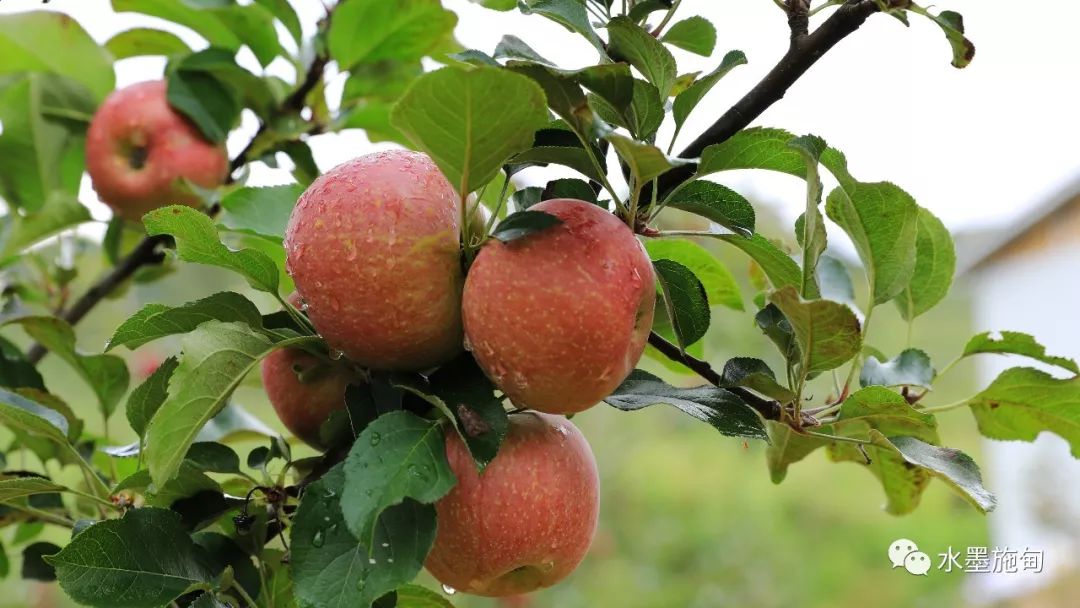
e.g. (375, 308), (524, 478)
(960, 178), (1080, 604)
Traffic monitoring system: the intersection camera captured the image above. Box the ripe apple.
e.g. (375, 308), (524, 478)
(462, 198), (655, 414)
(285, 150), (464, 371)
(260, 346), (353, 449)
(425, 412), (599, 596)
(85, 80), (229, 221)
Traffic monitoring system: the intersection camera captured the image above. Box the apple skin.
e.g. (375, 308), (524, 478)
(260, 347), (352, 449)
(85, 80), (228, 221)
(425, 412), (599, 597)
(285, 150), (463, 371)
(462, 199), (655, 414)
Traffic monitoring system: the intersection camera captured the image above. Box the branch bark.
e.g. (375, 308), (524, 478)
(655, 0), (880, 197)
(647, 332), (783, 421)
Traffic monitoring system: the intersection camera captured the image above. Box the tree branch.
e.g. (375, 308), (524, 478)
(656, 0), (880, 197)
(25, 54), (330, 365)
(647, 332), (783, 421)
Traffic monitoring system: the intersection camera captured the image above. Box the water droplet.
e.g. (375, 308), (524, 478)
(312, 531), (324, 548)
(329, 349), (344, 360)
(407, 464), (427, 481)
(323, 516), (331, 522)
(369, 432), (382, 446)
(555, 425), (569, 437)
(442, 584), (457, 595)
(381, 542), (389, 548)
(462, 336), (472, 352)
(386, 558), (394, 563)
(368, 558), (377, 565)
(324, 488), (336, 498)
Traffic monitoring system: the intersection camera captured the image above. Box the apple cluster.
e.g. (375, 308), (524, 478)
(277, 149), (656, 595)
(85, 84), (656, 596)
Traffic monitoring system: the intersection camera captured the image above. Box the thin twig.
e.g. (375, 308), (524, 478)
(647, 332), (783, 420)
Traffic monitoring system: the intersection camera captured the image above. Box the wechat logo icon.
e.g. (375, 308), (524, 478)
(888, 539), (931, 576)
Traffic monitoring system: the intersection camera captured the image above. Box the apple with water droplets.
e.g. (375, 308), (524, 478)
(261, 344), (353, 449)
(462, 198), (655, 414)
(285, 150), (465, 371)
(425, 412), (599, 596)
(85, 80), (228, 222)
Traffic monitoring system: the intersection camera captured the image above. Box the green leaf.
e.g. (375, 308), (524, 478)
(47, 508), (213, 608)
(697, 127), (807, 178)
(962, 332), (1078, 375)
(113, 462), (220, 507)
(293, 465), (437, 608)
(254, 0), (303, 45)
(968, 367), (1080, 458)
(217, 184), (303, 242)
(646, 239), (742, 310)
(0, 477), (66, 504)
(329, 0), (457, 69)
(607, 16), (677, 96)
(0, 193), (91, 267)
(105, 28), (191, 59)
(471, 0), (517, 10)
(166, 67), (240, 144)
(393, 355), (509, 470)
(114, 0), (281, 67)
(144, 206), (280, 294)
(653, 259), (710, 349)
(397, 584), (457, 607)
(827, 431), (930, 515)
(341, 411), (456, 541)
(769, 286), (861, 376)
(0, 337), (45, 390)
(910, 7), (975, 68)
(126, 357), (178, 440)
(626, 79), (664, 141)
(6, 317), (129, 417)
(816, 255), (857, 311)
(894, 207), (955, 320)
(789, 135), (828, 298)
(543, 178), (597, 203)
(605, 370), (768, 440)
(766, 421), (830, 483)
(888, 435), (995, 512)
(607, 135), (691, 189)
(861, 349), (934, 389)
(505, 62), (596, 140)
(144, 322), (303, 484)
(627, 0), (673, 22)
(0, 388), (70, 446)
(510, 146), (604, 183)
(0, 74), (91, 212)
(108, 291), (264, 351)
(755, 305), (799, 367)
(824, 179), (919, 306)
(21, 542), (59, 581)
(719, 358), (794, 403)
(520, 0), (605, 53)
(0, 11), (115, 101)
(184, 442), (241, 474)
(662, 181), (754, 237)
(391, 66), (549, 195)
(661, 16), (717, 56)
(490, 210), (563, 243)
(717, 234), (811, 296)
(671, 50), (746, 140)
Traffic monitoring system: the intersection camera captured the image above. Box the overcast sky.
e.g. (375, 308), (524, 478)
(3, 0), (1078, 233)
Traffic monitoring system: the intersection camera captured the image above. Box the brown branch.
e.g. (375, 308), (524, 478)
(647, 332), (783, 421)
(25, 54), (330, 365)
(655, 0), (880, 198)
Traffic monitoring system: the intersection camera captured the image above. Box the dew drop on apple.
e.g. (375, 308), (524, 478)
(442, 584), (457, 595)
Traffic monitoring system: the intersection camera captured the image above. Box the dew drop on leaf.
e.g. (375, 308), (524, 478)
(442, 584), (457, 595)
(369, 431), (381, 446)
(312, 530), (324, 548)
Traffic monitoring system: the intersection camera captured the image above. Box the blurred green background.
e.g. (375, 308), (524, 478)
(8, 205), (1076, 608)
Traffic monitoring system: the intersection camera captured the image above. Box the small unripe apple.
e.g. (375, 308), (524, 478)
(85, 80), (229, 221)
(260, 347), (352, 449)
(425, 412), (599, 596)
(462, 199), (655, 414)
(285, 150), (464, 371)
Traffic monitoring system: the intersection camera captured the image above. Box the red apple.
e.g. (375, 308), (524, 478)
(462, 199), (655, 414)
(425, 412), (599, 596)
(260, 347), (352, 449)
(85, 80), (228, 221)
(285, 150), (463, 371)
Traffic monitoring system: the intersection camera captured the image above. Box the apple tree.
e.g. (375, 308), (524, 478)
(0, 0), (1076, 606)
